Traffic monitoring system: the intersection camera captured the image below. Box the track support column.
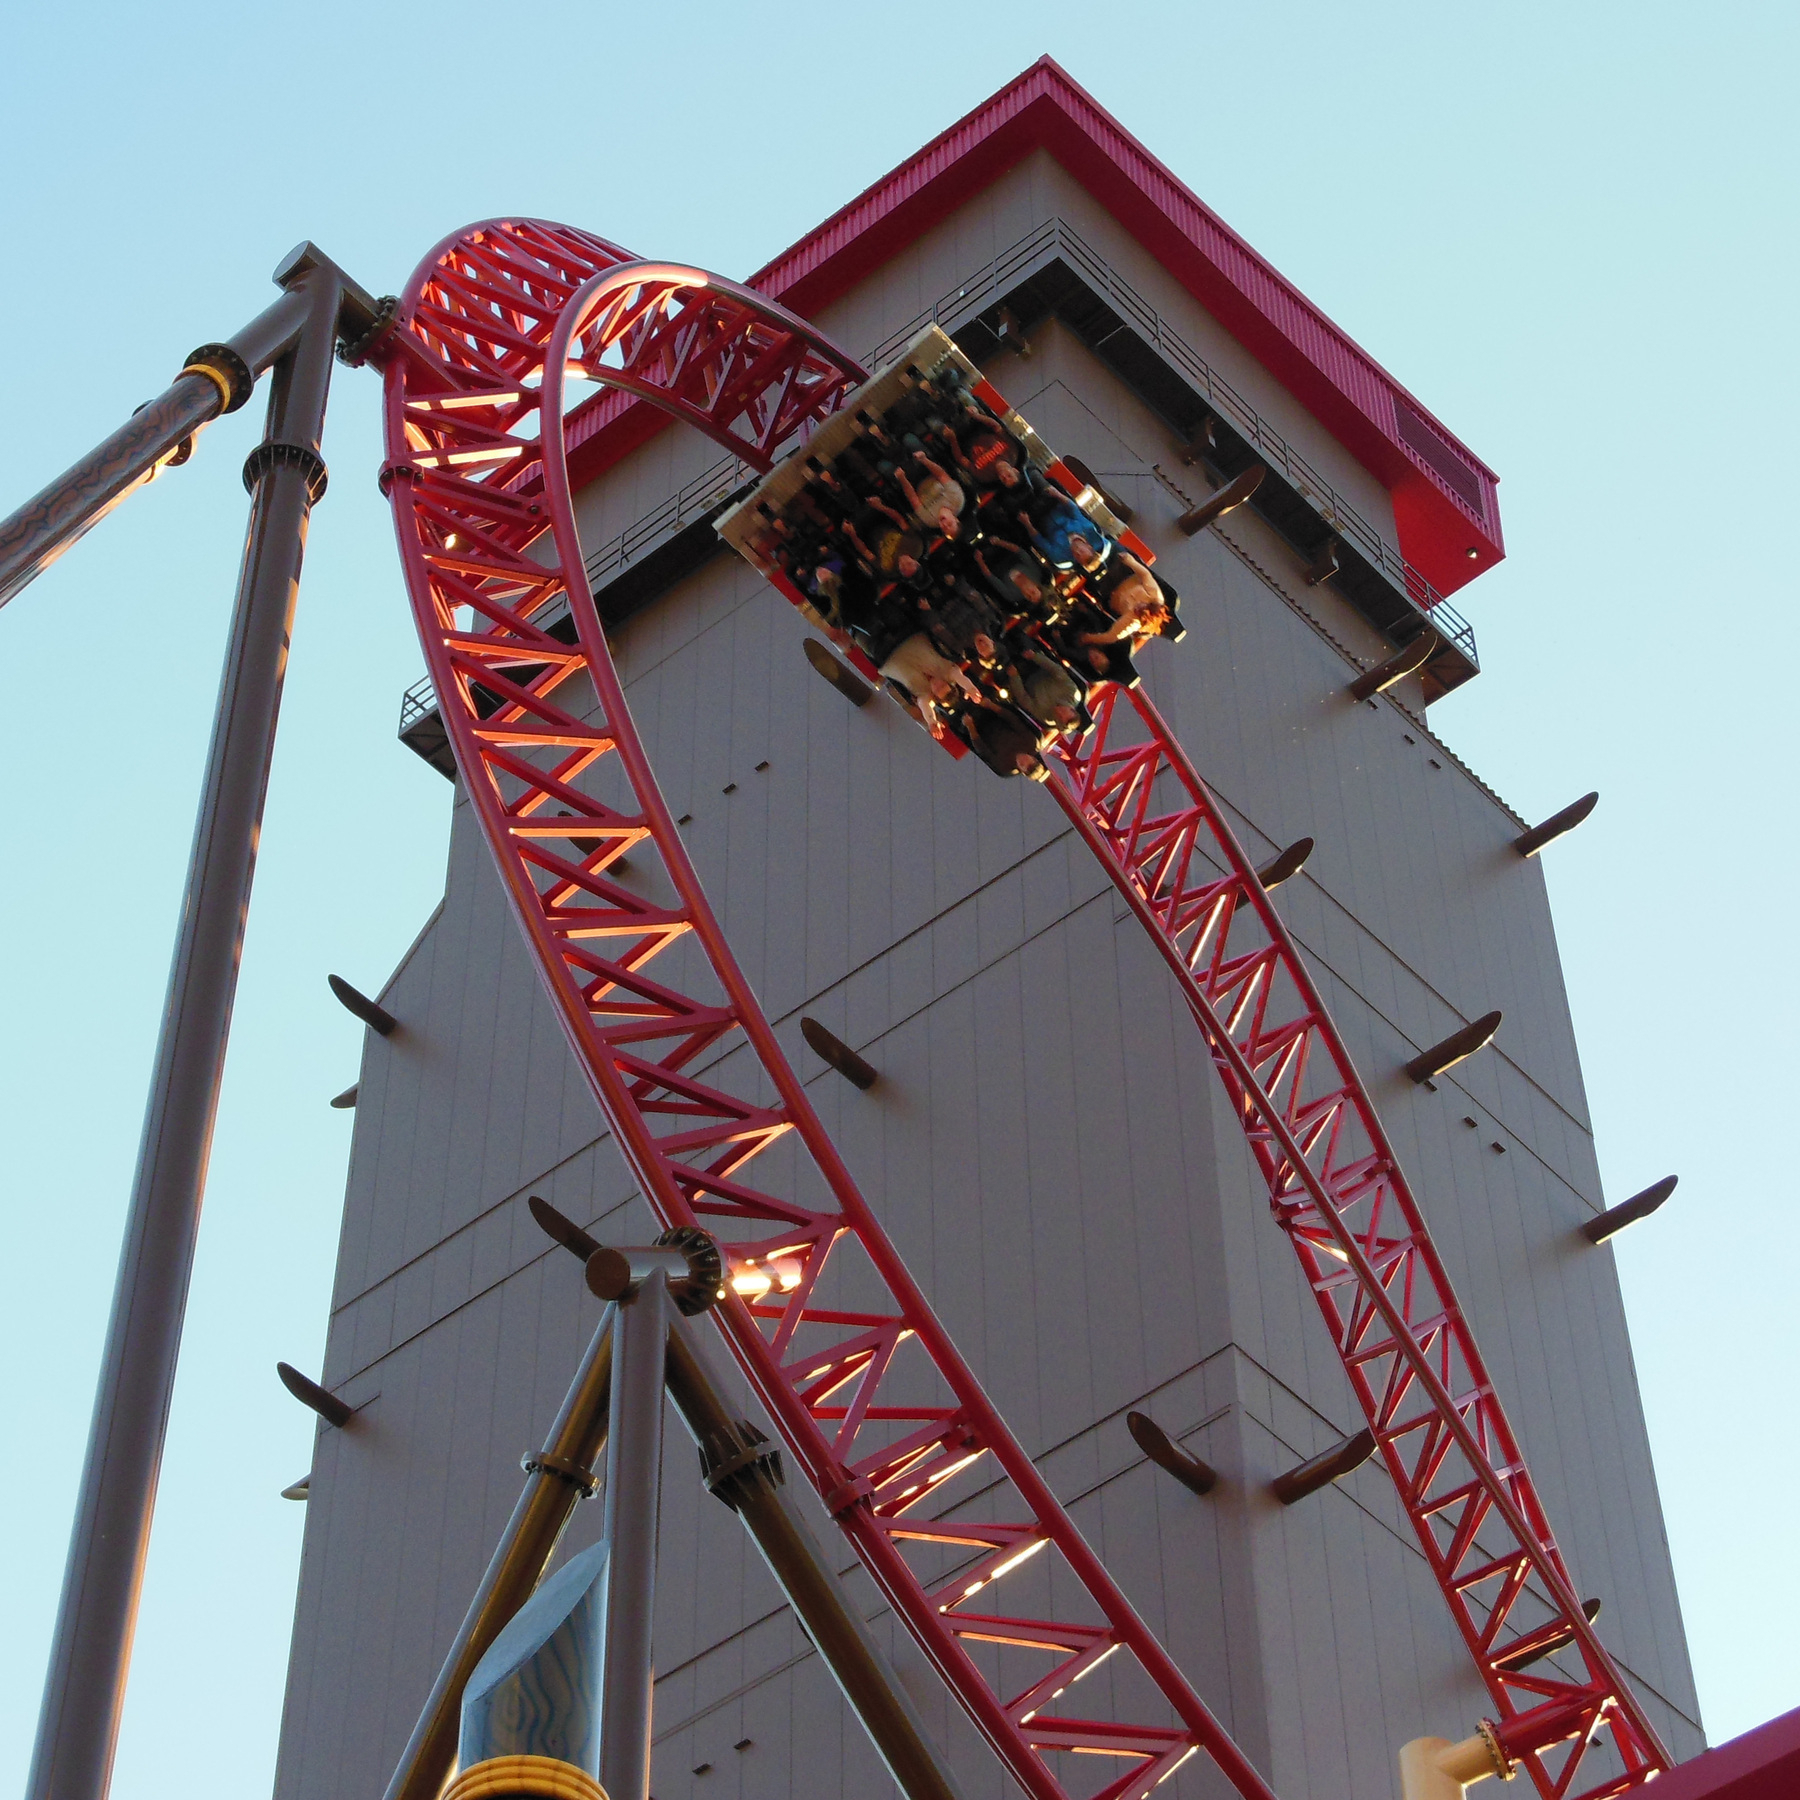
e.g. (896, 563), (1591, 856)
(26, 245), (374, 1800)
(590, 1249), (681, 1800)
(382, 1309), (616, 1800)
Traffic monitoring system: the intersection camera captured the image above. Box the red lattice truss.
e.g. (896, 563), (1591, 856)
(378, 217), (1667, 1800)
(1042, 700), (1668, 1800)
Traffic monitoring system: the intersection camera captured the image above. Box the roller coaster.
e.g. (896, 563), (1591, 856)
(3, 211), (1668, 1800)
(378, 218), (1666, 1800)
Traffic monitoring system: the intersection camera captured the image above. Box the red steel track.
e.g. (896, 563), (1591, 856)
(383, 219), (1274, 1800)
(379, 218), (1666, 1800)
(1042, 699), (1668, 1800)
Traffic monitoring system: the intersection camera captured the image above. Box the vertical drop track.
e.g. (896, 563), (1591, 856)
(380, 218), (1665, 1800)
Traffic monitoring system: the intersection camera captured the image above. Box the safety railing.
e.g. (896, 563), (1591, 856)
(581, 454), (752, 588)
(406, 216), (1480, 740)
(870, 218), (1477, 667)
(399, 672), (438, 736)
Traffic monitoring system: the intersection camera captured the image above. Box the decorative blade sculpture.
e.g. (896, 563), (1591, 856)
(454, 1538), (611, 1800)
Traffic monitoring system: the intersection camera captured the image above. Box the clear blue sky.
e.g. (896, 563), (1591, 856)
(1, 4), (1794, 1793)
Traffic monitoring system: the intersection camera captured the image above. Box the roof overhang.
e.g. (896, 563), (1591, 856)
(565, 56), (1502, 599)
(1648, 1708), (1800, 1800)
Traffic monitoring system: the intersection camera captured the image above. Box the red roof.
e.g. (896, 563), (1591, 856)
(1649, 1708), (1800, 1800)
(566, 56), (1503, 597)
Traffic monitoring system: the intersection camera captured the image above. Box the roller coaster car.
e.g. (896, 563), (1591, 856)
(718, 327), (1177, 773)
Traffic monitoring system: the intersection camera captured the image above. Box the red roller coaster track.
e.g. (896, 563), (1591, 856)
(1041, 703), (1667, 1800)
(379, 218), (1667, 1800)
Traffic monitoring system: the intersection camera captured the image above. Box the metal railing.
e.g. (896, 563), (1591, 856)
(866, 219), (1073, 366)
(403, 217), (1480, 732)
(573, 223), (1087, 607)
(869, 218), (1476, 667)
(582, 455), (752, 588)
(399, 672), (438, 735)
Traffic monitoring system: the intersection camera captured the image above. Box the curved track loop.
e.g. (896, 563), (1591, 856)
(385, 220), (1276, 1800)
(383, 217), (1667, 1800)
(1043, 695), (1668, 1800)
(553, 261), (865, 472)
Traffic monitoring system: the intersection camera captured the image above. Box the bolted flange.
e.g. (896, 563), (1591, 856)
(181, 342), (254, 412)
(697, 1419), (785, 1513)
(243, 440), (328, 504)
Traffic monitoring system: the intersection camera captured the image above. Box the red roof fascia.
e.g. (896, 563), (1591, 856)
(1646, 1708), (1800, 1800)
(564, 57), (1502, 595)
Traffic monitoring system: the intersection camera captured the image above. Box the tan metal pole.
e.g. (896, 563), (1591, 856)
(1397, 1725), (1510, 1800)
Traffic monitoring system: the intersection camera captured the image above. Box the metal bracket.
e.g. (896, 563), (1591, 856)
(243, 440), (328, 504)
(519, 1449), (601, 1498)
(697, 1420), (785, 1512)
(181, 342), (254, 412)
(337, 294), (401, 368)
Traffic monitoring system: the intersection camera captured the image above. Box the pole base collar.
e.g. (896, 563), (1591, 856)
(444, 1756), (608, 1800)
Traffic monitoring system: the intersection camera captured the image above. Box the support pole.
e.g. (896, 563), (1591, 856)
(596, 1271), (670, 1800)
(25, 244), (380, 1800)
(529, 1201), (960, 1800)
(663, 1321), (964, 1800)
(381, 1309), (616, 1800)
(1398, 1727), (1509, 1800)
(0, 252), (381, 609)
(0, 370), (236, 606)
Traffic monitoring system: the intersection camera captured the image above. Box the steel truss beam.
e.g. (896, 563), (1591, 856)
(1043, 694), (1668, 1800)
(383, 219), (1274, 1800)
(380, 216), (1666, 1800)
